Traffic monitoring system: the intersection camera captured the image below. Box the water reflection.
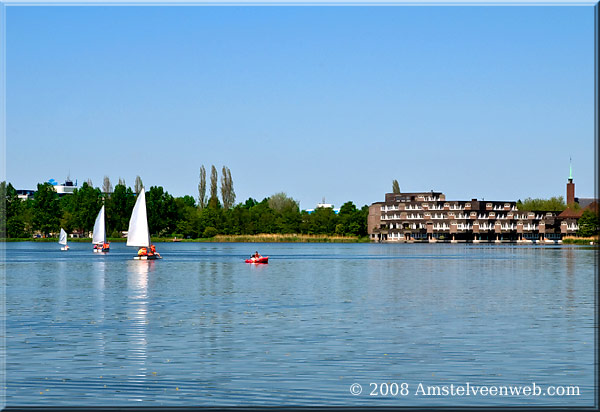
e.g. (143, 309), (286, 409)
(126, 261), (151, 387)
(564, 247), (575, 311)
(55, 260), (67, 317)
(94, 261), (106, 362)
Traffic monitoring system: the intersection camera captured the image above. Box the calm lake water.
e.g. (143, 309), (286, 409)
(1, 242), (596, 407)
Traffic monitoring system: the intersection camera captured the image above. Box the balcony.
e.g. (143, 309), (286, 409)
(522, 225), (538, 231)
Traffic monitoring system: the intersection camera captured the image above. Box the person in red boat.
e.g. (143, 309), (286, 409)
(246, 251), (267, 264)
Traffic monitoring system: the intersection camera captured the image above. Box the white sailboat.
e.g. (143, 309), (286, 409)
(127, 188), (161, 260)
(92, 205), (110, 252)
(59, 228), (69, 251)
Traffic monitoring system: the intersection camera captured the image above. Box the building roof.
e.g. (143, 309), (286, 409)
(558, 207), (584, 219)
(577, 198), (598, 209)
(583, 200), (598, 214)
(385, 191), (443, 196)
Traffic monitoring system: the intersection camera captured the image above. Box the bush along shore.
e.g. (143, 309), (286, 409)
(561, 236), (598, 245)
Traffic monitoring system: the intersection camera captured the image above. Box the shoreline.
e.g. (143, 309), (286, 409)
(0, 234), (370, 243)
(0, 235), (596, 245)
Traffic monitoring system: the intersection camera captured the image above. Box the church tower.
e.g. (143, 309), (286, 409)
(566, 158), (575, 206)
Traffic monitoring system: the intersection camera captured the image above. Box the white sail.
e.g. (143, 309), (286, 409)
(92, 205), (106, 245)
(59, 228), (68, 245)
(127, 188), (151, 248)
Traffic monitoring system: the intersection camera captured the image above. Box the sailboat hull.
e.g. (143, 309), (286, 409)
(133, 255), (162, 260)
(61, 247), (69, 251)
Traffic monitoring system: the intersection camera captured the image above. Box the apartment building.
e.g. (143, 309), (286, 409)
(368, 190), (580, 244)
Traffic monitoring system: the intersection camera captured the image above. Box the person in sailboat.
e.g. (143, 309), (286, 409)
(138, 247), (148, 257)
(149, 244), (161, 258)
(102, 242), (110, 252)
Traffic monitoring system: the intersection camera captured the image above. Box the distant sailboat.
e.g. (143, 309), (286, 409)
(92, 205), (110, 252)
(127, 188), (161, 260)
(59, 228), (69, 251)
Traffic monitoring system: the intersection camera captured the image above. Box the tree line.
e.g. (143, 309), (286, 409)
(0, 167), (369, 239)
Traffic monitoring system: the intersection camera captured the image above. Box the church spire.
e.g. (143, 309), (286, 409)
(569, 157), (573, 181)
(566, 157), (575, 205)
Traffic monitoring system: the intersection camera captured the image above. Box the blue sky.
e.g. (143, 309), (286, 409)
(6, 5), (596, 209)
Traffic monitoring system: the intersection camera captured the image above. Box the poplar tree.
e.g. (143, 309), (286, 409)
(102, 176), (113, 194)
(198, 165), (207, 209)
(208, 165), (219, 208)
(220, 166), (235, 209)
(392, 180), (401, 194)
(134, 176), (144, 194)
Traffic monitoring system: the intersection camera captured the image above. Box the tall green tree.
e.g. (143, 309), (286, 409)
(33, 182), (61, 236)
(337, 201), (368, 236)
(146, 186), (178, 236)
(268, 192), (299, 213)
(1, 182), (27, 238)
(134, 176), (144, 194)
(198, 165), (207, 209)
(106, 183), (135, 234)
(220, 166), (236, 209)
(208, 165), (221, 209)
(174, 196), (197, 238)
(337, 201), (358, 235)
(69, 182), (103, 234)
(392, 180), (401, 194)
(0, 182), (7, 239)
(59, 194), (77, 234)
(577, 210), (599, 237)
(102, 176), (113, 194)
(303, 206), (337, 235)
(0, 181), (6, 238)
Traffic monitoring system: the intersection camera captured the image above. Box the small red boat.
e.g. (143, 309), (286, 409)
(245, 256), (269, 264)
